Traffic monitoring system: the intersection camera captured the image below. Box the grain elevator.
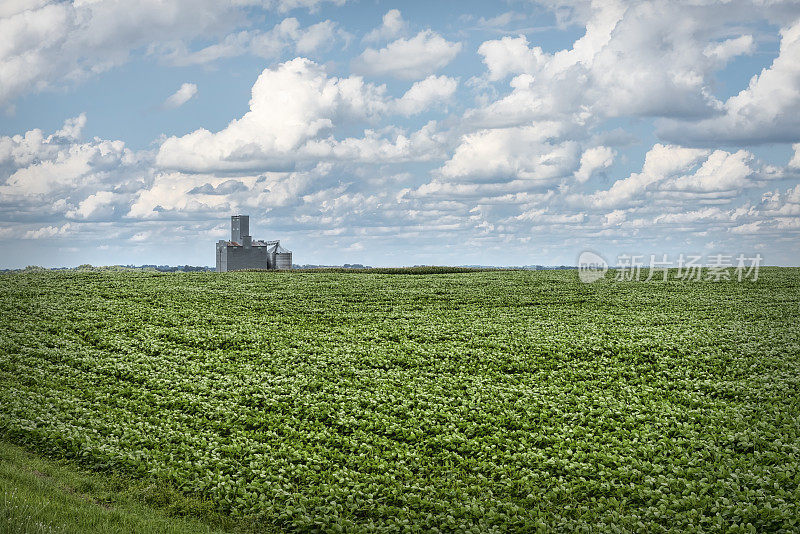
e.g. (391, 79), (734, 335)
(215, 215), (292, 272)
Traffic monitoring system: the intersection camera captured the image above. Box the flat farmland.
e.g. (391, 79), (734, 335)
(1, 269), (799, 532)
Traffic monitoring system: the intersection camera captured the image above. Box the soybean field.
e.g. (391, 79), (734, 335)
(1, 269), (799, 532)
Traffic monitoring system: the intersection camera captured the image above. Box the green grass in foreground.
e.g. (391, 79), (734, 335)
(0, 440), (244, 534)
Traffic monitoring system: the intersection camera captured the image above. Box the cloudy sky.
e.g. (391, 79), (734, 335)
(2, 0), (799, 268)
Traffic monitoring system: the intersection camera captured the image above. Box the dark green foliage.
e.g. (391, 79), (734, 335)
(0, 269), (798, 532)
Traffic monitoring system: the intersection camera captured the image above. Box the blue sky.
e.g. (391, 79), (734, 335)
(1, 0), (799, 268)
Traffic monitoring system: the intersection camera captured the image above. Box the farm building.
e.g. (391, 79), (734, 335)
(216, 215), (292, 272)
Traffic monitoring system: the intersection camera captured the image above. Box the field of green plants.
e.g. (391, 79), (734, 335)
(1, 269), (799, 532)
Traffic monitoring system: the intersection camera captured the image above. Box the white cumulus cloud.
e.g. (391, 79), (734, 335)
(363, 9), (407, 43)
(156, 58), (391, 173)
(23, 223), (74, 239)
(437, 123), (580, 184)
(0, 1), (351, 105)
(703, 35), (755, 65)
(162, 83), (197, 109)
(575, 146), (615, 183)
(393, 76), (458, 116)
(477, 35), (546, 82)
(790, 144), (800, 168)
(0, 115), (146, 225)
(660, 19), (800, 145)
(352, 30), (462, 80)
(471, 1), (787, 129)
(583, 144), (769, 209)
(164, 18), (346, 66)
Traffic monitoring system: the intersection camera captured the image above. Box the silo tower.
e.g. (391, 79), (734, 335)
(231, 215), (249, 244)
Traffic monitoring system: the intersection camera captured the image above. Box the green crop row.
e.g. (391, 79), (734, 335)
(1, 269), (799, 532)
